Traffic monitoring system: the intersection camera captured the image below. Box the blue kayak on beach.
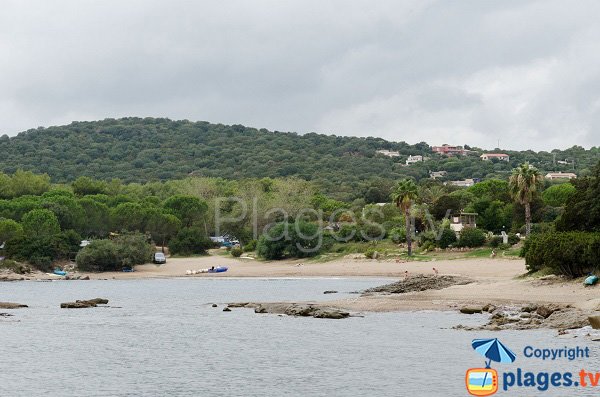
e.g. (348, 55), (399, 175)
(53, 269), (67, 276)
(208, 266), (228, 273)
(584, 275), (598, 285)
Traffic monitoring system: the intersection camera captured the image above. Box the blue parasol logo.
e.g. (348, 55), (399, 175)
(466, 338), (517, 396)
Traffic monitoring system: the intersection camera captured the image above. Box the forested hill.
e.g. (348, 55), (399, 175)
(0, 117), (598, 200)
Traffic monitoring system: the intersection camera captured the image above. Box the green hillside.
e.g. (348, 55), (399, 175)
(0, 117), (598, 200)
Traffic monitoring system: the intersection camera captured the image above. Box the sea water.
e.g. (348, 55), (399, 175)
(1, 278), (598, 396)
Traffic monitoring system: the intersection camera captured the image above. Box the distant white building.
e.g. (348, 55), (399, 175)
(376, 149), (401, 158)
(480, 153), (510, 162)
(545, 172), (577, 180)
(447, 178), (479, 187)
(405, 155), (424, 165)
(557, 160), (570, 165)
(429, 171), (448, 179)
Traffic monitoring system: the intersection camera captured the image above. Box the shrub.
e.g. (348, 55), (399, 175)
(389, 227), (406, 244)
(256, 221), (322, 260)
(488, 236), (503, 248)
(507, 233), (520, 246)
(169, 227), (213, 256)
(76, 240), (120, 272)
(358, 223), (386, 241)
(364, 248), (377, 259)
(457, 228), (486, 248)
(522, 232), (600, 277)
(230, 247), (243, 257)
(243, 239), (257, 252)
(75, 233), (153, 272)
(437, 227), (457, 249)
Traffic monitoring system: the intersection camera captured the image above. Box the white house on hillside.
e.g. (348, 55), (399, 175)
(405, 155), (423, 165)
(545, 172), (577, 180)
(480, 153), (510, 162)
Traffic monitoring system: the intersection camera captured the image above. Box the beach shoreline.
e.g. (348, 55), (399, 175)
(5, 256), (600, 316)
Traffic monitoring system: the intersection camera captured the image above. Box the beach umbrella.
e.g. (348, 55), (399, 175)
(471, 338), (516, 388)
(472, 338), (516, 366)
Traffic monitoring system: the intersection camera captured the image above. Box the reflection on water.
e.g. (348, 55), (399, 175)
(1, 279), (598, 396)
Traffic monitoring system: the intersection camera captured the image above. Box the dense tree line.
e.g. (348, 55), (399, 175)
(1, 117), (599, 201)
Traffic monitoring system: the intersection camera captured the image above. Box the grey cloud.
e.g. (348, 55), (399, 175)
(1, 0), (599, 150)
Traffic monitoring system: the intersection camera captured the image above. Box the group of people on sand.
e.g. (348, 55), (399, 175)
(403, 267), (438, 280)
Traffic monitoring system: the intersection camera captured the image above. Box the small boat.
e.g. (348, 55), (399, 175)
(53, 269), (67, 276)
(207, 266), (228, 273)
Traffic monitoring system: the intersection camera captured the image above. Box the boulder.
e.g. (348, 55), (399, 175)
(212, 304), (218, 308)
(254, 302), (350, 319)
(61, 302), (93, 308)
(536, 304), (560, 319)
(61, 298), (108, 308)
(460, 306), (483, 314)
(80, 275), (90, 280)
(0, 302), (28, 309)
(79, 298), (108, 305)
(223, 307), (231, 312)
(323, 290), (338, 294)
(588, 315), (600, 330)
(521, 304), (538, 313)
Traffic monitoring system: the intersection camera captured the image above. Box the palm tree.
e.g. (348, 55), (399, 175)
(391, 179), (419, 256)
(509, 162), (543, 236)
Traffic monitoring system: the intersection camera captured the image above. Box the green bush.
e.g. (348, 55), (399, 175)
(4, 230), (79, 271)
(230, 247), (243, 257)
(169, 227), (213, 256)
(75, 233), (153, 272)
(364, 248), (377, 259)
(389, 227), (406, 244)
(522, 232), (600, 277)
(256, 221), (322, 260)
(488, 236), (503, 248)
(0, 259), (30, 274)
(457, 228), (486, 248)
(243, 239), (257, 252)
(437, 227), (457, 249)
(76, 240), (119, 272)
(507, 233), (520, 246)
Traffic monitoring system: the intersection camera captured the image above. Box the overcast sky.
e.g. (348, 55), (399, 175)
(1, 0), (599, 150)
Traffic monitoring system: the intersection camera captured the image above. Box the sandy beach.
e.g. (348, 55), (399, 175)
(73, 254), (600, 313)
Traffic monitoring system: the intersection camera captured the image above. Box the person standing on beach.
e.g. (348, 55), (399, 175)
(433, 267), (438, 276)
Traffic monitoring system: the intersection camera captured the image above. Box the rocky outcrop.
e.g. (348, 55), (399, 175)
(0, 302), (28, 309)
(455, 303), (594, 331)
(588, 315), (600, 329)
(228, 302), (350, 319)
(460, 305), (483, 314)
(323, 290), (338, 294)
(364, 275), (473, 294)
(60, 298), (109, 308)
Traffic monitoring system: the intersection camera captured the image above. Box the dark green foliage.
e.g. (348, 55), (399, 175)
(457, 228), (486, 248)
(557, 162), (600, 232)
(256, 221), (322, 260)
(542, 183), (576, 207)
(230, 247), (243, 257)
(388, 227), (406, 244)
(437, 227), (457, 249)
(169, 227), (213, 256)
(75, 233), (153, 272)
(430, 195), (462, 220)
(507, 233), (520, 245)
(1, 118), (597, 201)
(5, 230), (79, 271)
(0, 219), (23, 243)
(243, 239), (257, 252)
(163, 195), (208, 227)
(521, 232), (600, 277)
(22, 209), (61, 238)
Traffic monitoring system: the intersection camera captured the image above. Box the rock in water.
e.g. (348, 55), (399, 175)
(212, 304), (218, 308)
(589, 315), (600, 329)
(460, 306), (483, 314)
(61, 298), (109, 308)
(323, 290), (338, 294)
(223, 307), (231, 312)
(0, 302), (28, 309)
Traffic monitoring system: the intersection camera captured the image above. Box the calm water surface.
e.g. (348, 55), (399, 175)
(1, 278), (598, 396)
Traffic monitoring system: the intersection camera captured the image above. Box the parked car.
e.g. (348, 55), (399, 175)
(153, 252), (166, 264)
